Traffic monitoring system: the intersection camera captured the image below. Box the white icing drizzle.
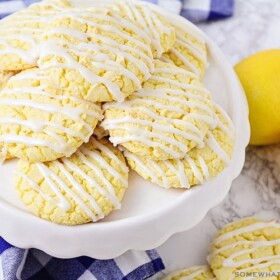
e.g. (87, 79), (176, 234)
(125, 151), (162, 186)
(211, 220), (280, 278)
(153, 67), (198, 78)
(37, 7), (154, 102)
(102, 65), (215, 157)
(39, 42), (125, 102)
(198, 155), (210, 180)
(0, 2), (66, 66)
(44, 36), (152, 80)
(80, 147), (127, 187)
(16, 170), (71, 211)
(55, 161), (104, 220)
(123, 104), (234, 189)
(174, 159), (190, 188)
(135, 88), (210, 103)
(89, 137), (128, 173)
(213, 239), (280, 257)
(0, 73), (102, 156)
(17, 138), (128, 221)
(149, 160), (169, 188)
(111, 134), (182, 158)
(0, 98), (98, 120)
(111, 126), (198, 152)
(62, 158), (121, 209)
(168, 48), (199, 76)
(0, 134), (75, 156)
(37, 162), (101, 221)
(205, 132), (231, 165)
(162, 17), (207, 76)
(213, 221), (280, 246)
(214, 103), (235, 140)
(185, 155), (204, 183)
(77, 150), (122, 205)
(176, 32), (206, 60)
(53, 10), (152, 55)
(110, 0), (172, 58)
(149, 76), (211, 96)
(3, 85), (101, 108)
(102, 117), (203, 140)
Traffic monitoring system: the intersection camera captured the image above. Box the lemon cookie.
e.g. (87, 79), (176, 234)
(38, 5), (154, 103)
(0, 0), (70, 71)
(161, 17), (207, 79)
(209, 217), (280, 280)
(15, 137), (129, 225)
(124, 103), (235, 188)
(108, 0), (175, 58)
(102, 60), (215, 160)
(0, 68), (102, 163)
(163, 266), (216, 280)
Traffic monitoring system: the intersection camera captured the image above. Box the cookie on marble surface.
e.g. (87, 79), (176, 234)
(102, 60), (215, 161)
(0, 0), (70, 71)
(124, 103), (235, 189)
(161, 17), (207, 79)
(15, 137), (129, 225)
(209, 217), (280, 280)
(38, 5), (154, 103)
(162, 265), (216, 280)
(0, 68), (102, 163)
(108, 0), (175, 58)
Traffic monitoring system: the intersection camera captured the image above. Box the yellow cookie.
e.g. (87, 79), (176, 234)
(209, 217), (280, 280)
(162, 266), (216, 280)
(15, 137), (129, 225)
(102, 60), (215, 160)
(38, 5), (154, 103)
(0, 0), (70, 71)
(124, 103), (235, 189)
(161, 17), (207, 79)
(0, 68), (102, 163)
(108, 0), (175, 58)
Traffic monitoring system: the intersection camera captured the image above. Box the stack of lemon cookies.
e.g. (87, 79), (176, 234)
(0, 0), (235, 225)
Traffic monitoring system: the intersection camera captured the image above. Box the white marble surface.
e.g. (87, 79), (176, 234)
(153, 0), (280, 277)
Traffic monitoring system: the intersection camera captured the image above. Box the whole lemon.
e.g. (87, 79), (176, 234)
(235, 49), (280, 145)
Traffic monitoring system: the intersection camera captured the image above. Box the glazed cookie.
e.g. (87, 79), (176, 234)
(109, 0), (175, 58)
(102, 60), (215, 160)
(209, 217), (280, 280)
(38, 5), (154, 103)
(161, 17), (207, 79)
(124, 103), (235, 189)
(15, 137), (129, 225)
(162, 266), (216, 280)
(0, 0), (70, 71)
(0, 68), (102, 163)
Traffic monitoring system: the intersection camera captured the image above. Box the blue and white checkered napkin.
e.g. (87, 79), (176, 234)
(0, 237), (164, 280)
(0, 0), (234, 21)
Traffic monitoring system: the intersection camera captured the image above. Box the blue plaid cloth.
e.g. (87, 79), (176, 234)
(0, 0), (234, 21)
(0, 237), (164, 280)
